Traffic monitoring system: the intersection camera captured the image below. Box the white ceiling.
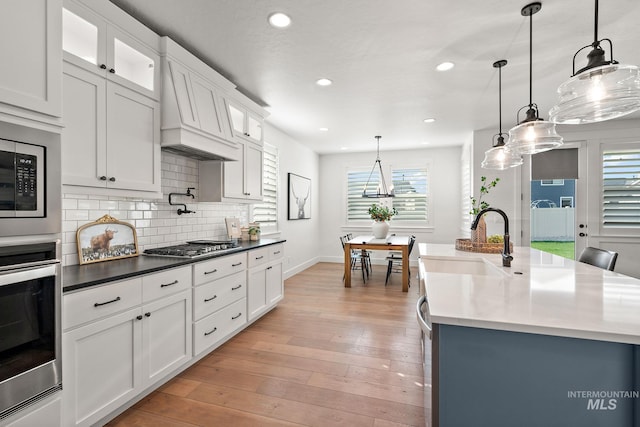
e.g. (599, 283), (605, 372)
(109, 0), (640, 154)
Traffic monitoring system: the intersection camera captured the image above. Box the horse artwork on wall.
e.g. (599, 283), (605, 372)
(288, 173), (311, 220)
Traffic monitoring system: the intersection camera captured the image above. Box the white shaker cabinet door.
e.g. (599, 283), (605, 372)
(62, 308), (142, 427)
(0, 0), (62, 117)
(142, 290), (192, 386)
(62, 63), (107, 187)
(105, 82), (160, 192)
(266, 262), (284, 306)
(244, 141), (264, 201)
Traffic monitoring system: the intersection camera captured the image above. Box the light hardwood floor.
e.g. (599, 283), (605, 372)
(107, 262), (426, 427)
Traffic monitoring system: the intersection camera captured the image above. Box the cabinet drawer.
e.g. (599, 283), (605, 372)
(194, 252), (246, 286)
(193, 298), (246, 355)
(63, 278), (142, 330)
(142, 266), (191, 303)
(248, 247), (269, 268)
(268, 244), (284, 262)
(193, 271), (246, 321)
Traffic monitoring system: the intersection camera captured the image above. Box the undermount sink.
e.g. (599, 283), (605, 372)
(421, 256), (509, 277)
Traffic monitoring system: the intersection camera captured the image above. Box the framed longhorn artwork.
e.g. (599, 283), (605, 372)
(288, 173), (311, 220)
(76, 214), (139, 264)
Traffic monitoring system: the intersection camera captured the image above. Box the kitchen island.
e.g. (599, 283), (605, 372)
(418, 243), (640, 427)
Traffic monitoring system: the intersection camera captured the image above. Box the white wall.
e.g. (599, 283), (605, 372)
(317, 146), (463, 265)
(263, 123), (320, 278)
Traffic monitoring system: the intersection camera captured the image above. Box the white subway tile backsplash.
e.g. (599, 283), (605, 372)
(61, 152), (249, 266)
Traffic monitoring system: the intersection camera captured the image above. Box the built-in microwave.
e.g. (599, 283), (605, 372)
(0, 139), (45, 217)
(0, 122), (61, 237)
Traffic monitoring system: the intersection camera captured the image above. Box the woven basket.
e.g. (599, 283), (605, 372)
(455, 238), (513, 254)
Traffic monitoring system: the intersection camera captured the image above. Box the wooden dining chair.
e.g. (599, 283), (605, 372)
(340, 235), (369, 282)
(385, 235), (416, 286)
(578, 247), (618, 271)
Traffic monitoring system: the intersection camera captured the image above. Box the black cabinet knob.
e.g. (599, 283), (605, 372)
(109, 68), (116, 74)
(99, 64), (107, 70)
(579, 232), (587, 237)
(99, 176), (107, 181)
(109, 177), (116, 182)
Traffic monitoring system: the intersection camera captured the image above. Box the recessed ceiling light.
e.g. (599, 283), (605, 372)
(319, 127), (329, 132)
(316, 78), (333, 86)
(421, 141), (431, 145)
(436, 62), (455, 71)
(423, 118), (436, 123)
(340, 147), (349, 150)
(268, 12), (291, 28)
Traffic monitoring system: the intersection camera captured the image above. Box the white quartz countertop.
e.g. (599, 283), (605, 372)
(418, 243), (640, 345)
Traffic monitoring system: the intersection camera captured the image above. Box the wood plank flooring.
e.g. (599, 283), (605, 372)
(107, 262), (427, 427)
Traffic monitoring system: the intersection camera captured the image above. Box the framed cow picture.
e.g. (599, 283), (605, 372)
(76, 214), (139, 265)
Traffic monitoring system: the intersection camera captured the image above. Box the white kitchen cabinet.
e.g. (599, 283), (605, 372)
(193, 297), (247, 356)
(63, 268), (192, 427)
(62, 0), (159, 100)
(62, 307), (142, 427)
(224, 98), (264, 145)
(62, 61), (161, 194)
(247, 245), (284, 321)
(0, 0), (62, 124)
(142, 289), (192, 386)
(199, 139), (263, 202)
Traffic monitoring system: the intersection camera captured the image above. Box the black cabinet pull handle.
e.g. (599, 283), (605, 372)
(99, 64), (107, 69)
(231, 312), (242, 320)
(94, 296), (120, 307)
(231, 284), (242, 291)
(273, 251), (281, 255)
(145, 312), (151, 317)
(204, 269), (218, 275)
(109, 68), (115, 73)
(232, 262), (242, 267)
(109, 177), (116, 182)
(136, 315), (143, 320)
(255, 256), (264, 260)
(204, 327), (217, 336)
(266, 266), (273, 270)
(204, 295), (217, 302)
(161, 280), (179, 288)
(99, 176), (107, 181)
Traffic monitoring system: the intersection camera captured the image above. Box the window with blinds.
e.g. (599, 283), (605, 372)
(392, 168), (428, 221)
(347, 167), (429, 223)
(253, 143), (278, 230)
(602, 149), (640, 228)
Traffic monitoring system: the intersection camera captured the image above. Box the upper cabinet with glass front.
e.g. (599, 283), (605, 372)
(224, 98), (264, 145)
(62, 0), (160, 100)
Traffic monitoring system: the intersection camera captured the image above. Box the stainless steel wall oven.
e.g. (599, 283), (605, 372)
(0, 240), (61, 419)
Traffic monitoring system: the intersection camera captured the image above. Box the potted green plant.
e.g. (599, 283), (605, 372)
(469, 176), (499, 243)
(248, 226), (260, 241)
(368, 204), (397, 238)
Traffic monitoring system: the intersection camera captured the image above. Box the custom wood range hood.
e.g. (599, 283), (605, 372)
(159, 37), (242, 161)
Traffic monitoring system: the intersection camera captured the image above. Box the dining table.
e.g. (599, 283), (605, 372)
(344, 235), (411, 292)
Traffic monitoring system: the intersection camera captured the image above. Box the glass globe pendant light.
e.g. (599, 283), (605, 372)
(506, 2), (563, 155)
(482, 60), (523, 170)
(549, 0), (640, 124)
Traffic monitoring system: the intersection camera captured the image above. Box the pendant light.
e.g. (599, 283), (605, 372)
(549, 0), (640, 124)
(506, 2), (563, 155)
(362, 136), (395, 198)
(482, 60), (523, 170)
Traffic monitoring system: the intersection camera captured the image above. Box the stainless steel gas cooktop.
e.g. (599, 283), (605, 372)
(143, 240), (239, 259)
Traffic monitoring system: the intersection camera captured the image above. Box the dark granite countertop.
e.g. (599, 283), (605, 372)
(63, 238), (286, 293)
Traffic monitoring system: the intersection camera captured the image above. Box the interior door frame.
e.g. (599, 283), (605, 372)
(520, 140), (588, 258)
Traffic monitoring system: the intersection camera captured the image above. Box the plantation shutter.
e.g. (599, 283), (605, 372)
(392, 168), (428, 221)
(602, 149), (640, 228)
(254, 143), (278, 226)
(347, 170), (378, 220)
